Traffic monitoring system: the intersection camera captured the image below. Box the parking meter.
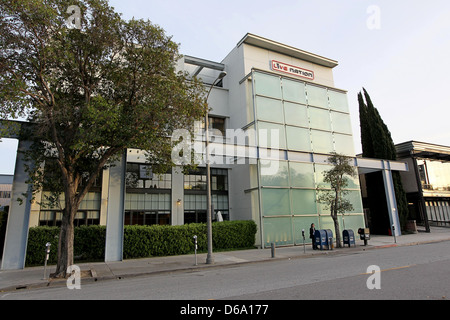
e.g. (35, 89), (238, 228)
(45, 242), (51, 260)
(392, 224), (397, 243)
(302, 229), (305, 253)
(43, 242), (51, 279)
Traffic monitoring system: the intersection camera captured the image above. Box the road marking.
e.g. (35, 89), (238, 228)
(360, 265), (414, 275)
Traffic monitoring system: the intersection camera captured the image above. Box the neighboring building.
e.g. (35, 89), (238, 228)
(0, 174), (13, 209)
(2, 33), (408, 269)
(396, 141), (450, 230)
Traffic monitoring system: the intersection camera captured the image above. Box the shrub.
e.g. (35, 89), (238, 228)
(25, 220), (257, 266)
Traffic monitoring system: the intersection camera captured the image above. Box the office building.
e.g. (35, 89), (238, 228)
(396, 141), (450, 230)
(2, 34), (408, 269)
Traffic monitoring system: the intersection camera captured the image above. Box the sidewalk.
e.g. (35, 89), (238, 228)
(1, 226), (450, 293)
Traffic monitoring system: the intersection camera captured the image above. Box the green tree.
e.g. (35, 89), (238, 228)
(317, 153), (357, 248)
(358, 88), (408, 232)
(0, 0), (207, 277)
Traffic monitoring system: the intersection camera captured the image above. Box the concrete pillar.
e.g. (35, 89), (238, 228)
(382, 161), (401, 237)
(171, 166), (184, 225)
(104, 149), (126, 262)
(1, 140), (32, 270)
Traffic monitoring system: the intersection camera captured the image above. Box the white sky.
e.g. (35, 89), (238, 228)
(1, 0), (450, 174)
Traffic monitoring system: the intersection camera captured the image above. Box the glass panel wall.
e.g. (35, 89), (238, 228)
(282, 78), (306, 104)
(284, 102), (309, 127)
(252, 71), (362, 247)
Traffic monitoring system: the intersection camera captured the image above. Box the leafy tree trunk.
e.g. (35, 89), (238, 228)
(53, 208), (75, 278)
(332, 194), (342, 248)
(52, 179), (80, 278)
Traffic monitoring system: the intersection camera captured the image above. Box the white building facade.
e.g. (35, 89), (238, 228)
(2, 34), (408, 269)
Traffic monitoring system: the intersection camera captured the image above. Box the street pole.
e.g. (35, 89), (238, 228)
(205, 71), (227, 265)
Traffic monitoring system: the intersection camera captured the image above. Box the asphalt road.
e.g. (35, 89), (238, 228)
(1, 241), (449, 302)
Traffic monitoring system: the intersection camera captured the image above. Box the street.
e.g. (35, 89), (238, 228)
(1, 241), (449, 301)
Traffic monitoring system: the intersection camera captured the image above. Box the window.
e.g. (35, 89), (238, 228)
(194, 116), (226, 136)
(331, 111), (352, 134)
(311, 130), (334, 154)
(309, 107), (331, 131)
(285, 126), (311, 152)
(261, 188), (290, 216)
(306, 85), (328, 108)
(184, 168), (229, 223)
(256, 96), (284, 123)
(334, 133), (355, 156)
(124, 211), (170, 226)
(39, 191), (101, 226)
(254, 72), (282, 99)
(257, 121), (286, 149)
(126, 163), (172, 189)
(124, 193), (171, 226)
(0, 191), (11, 198)
(284, 102), (309, 128)
(282, 78), (306, 104)
(210, 117), (226, 136)
(289, 162), (315, 188)
(39, 210), (100, 226)
(184, 168), (228, 191)
(125, 164), (172, 226)
(328, 90), (349, 112)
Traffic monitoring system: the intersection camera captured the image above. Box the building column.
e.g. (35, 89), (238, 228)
(382, 161), (401, 237)
(1, 140), (32, 270)
(104, 149), (126, 262)
(171, 166), (184, 225)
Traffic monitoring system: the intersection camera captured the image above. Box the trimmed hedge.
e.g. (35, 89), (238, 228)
(25, 220), (257, 266)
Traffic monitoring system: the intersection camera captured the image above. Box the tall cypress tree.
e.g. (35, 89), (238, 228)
(358, 88), (409, 232)
(358, 92), (373, 158)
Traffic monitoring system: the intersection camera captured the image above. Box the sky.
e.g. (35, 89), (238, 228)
(1, 0), (450, 174)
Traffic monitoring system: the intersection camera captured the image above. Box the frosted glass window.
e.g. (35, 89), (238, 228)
(309, 107), (331, 131)
(254, 72), (282, 99)
(256, 96), (284, 123)
(306, 85), (328, 108)
(344, 172), (360, 189)
(315, 164), (333, 188)
(260, 161), (289, 187)
(289, 162), (315, 188)
(291, 189), (317, 215)
(311, 130), (334, 154)
(263, 217), (293, 246)
(284, 102), (309, 127)
(334, 133), (355, 156)
(286, 126), (311, 152)
(343, 190), (363, 213)
(293, 216), (319, 244)
(258, 121), (286, 149)
(261, 188), (290, 216)
(282, 78), (306, 104)
(328, 90), (349, 112)
(331, 112), (352, 134)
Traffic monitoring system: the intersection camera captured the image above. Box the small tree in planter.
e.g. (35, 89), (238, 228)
(317, 153), (357, 248)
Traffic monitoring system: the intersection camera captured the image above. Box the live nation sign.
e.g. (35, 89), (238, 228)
(270, 60), (314, 80)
